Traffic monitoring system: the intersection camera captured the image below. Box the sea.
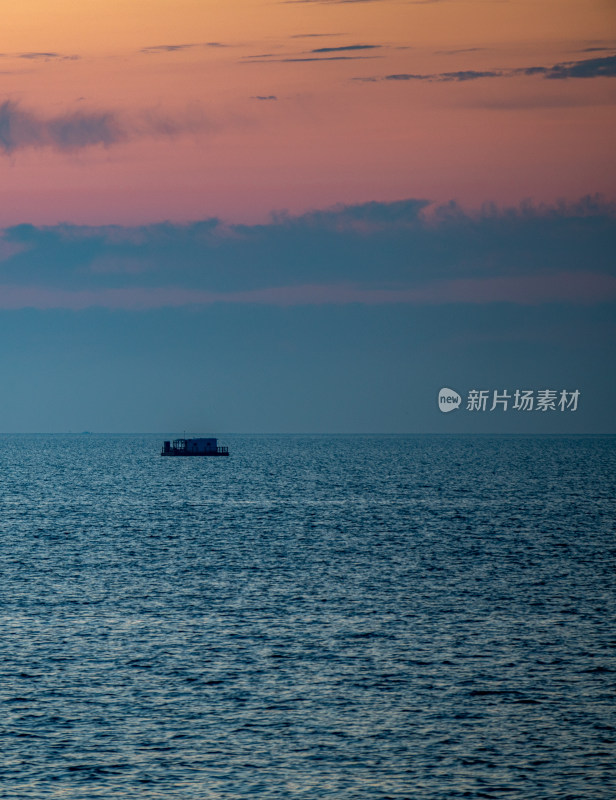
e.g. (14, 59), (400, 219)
(0, 434), (614, 799)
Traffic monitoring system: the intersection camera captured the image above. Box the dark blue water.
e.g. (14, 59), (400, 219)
(0, 435), (614, 799)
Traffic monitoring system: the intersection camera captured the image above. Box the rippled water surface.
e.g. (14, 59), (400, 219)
(0, 434), (615, 799)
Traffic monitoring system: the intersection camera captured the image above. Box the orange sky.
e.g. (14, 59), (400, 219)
(0, 0), (614, 224)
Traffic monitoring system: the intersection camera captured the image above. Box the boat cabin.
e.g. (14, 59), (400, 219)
(161, 437), (229, 456)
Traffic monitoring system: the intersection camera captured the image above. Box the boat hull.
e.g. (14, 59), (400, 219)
(161, 451), (229, 457)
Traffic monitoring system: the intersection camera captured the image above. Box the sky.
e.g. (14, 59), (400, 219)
(0, 0), (615, 432)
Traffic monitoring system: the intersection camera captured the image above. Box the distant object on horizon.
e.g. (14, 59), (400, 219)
(161, 438), (229, 457)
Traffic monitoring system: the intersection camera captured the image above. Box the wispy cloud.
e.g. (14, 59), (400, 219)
(285, 0), (454, 4)
(251, 95), (278, 100)
(359, 69), (502, 82)
(357, 53), (616, 83)
(283, 55), (380, 61)
(0, 51), (79, 61)
(290, 33), (347, 38)
(140, 42), (225, 55)
(284, 0), (390, 4)
(19, 51), (80, 61)
(245, 54), (380, 63)
(310, 44), (380, 53)
(242, 41), (382, 63)
(0, 101), (124, 154)
(434, 47), (486, 55)
(0, 100), (214, 155)
(536, 54), (616, 79)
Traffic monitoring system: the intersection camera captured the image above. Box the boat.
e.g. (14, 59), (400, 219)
(161, 437), (229, 457)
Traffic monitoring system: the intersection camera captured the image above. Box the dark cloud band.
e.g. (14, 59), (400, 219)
(1, 196), (614, 309)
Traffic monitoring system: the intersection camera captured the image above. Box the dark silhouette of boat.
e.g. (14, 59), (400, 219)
(161, 438), (229, 457)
